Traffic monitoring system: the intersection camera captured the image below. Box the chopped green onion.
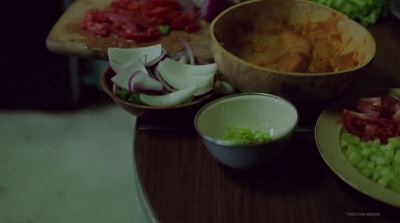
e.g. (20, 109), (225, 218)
(222, 126), (272, 145)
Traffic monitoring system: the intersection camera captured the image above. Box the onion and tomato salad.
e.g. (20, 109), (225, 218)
(340, 96), (400, 193)
(108, 41), (218, 107)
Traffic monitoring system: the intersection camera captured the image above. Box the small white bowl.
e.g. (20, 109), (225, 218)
(194, 93), (299, 169)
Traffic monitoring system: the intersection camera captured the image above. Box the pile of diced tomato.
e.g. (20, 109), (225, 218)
(81, 0), (201, 42)
(342, 96), (400, 143)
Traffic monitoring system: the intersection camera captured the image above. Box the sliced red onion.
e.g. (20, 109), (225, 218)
(147, 48), (168, 67)
(140, 85), (198, 107)
(182, 39), (195, 65)
(128, 71), (163, 93)
(168, 49), (185, 61)
(109, 42), (219, 106)
(156, 58), (215, 95)
(111, 58), (150, 89)
(128, 71), (142, 92)
(108, 44), (162, 73)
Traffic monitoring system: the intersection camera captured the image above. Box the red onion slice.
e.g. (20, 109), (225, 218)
(182, 39), (195, 65)
(147, 48), (168, 67)
(128, 71), (163, 93)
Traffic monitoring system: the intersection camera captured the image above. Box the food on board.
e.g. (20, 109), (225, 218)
(222, 126), (272, 145)
(81, 0), (201, 42)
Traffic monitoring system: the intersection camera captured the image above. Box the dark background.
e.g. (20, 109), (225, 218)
(0, 0), (103, 110)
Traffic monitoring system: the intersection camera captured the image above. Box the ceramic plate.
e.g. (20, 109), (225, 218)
(315, 88), (400, 208)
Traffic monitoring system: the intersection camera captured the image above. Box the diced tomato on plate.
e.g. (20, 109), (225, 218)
(342, 96), (400, 143)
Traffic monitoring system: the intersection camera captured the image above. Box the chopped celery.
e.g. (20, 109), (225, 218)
(311, 0), (389, 26)
(341, 132), (400, 193)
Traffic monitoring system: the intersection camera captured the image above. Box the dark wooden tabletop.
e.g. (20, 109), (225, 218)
(134, 15), (400, 223)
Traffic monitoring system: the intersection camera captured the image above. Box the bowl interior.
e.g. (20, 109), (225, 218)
(211, 0), (376, 74)
(195, 93), (298, 144)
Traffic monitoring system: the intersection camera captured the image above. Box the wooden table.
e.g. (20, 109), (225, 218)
(133, 16), (400, 223)
(46, 2), (400, 222)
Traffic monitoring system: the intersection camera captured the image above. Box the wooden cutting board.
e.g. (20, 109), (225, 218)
(46, 0), (213, 61)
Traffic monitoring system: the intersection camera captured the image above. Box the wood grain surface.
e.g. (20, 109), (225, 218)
(46, 0), (213, 60)
(135, 127), (400, 223)
(133, 16), (400, 223)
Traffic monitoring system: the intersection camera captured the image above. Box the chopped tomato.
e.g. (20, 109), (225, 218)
(356, 96), (400, 120)
(84, 21), (111, 37)
(342, 96), (400, 143)
(170, 14), (190, 30)
(81, 0), (201, 42)
(342, 109), (399, 143)
(123, 27), (160, 41)
(148, 0), (182, 10)
(357, 97), (382, 118)
(185, 23), (201, 33)
(381, 96), (400, 121)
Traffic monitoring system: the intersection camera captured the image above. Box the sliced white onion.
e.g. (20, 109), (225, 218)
(129, 71), (163, 93)
(158, 58), (218, 76)
(182, 39), (195, 65)
(168, 49), (185, 61)
(156, 58), (216, 95)
(112, 84), (121, 95)
(193, 86), (213, 97)
(140, 85), (198, 107)
(154, 65), (175, 93)
(157, 68), (214, 95)
(146, 48), (167, 67)
(109, 42), (219, 106)
(108, 44), (162, 73)
(111, 58), (149, 89)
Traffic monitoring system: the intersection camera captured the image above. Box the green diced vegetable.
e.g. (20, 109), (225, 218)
(128, 93), (145, 105)
(159, 25), (170, 36)
(118, 88), (131, 100)
(395, 150), (400, 162)
(222, 126), (272, 145)
(340, 132), (400, 193)
(311, 0), (389, 26)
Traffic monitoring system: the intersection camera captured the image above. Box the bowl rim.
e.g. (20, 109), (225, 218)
(194, 92), (299, 147)
(209, 0), (377, 77)
(100, 65), (221, 110)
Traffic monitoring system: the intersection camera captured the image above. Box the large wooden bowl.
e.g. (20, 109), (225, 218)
(210, 0), (376, 102)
